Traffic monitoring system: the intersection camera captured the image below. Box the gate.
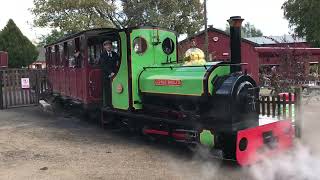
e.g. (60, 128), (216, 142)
(0, 69), (48, 109)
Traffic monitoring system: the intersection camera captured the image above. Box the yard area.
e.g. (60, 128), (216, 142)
(0, 100), (320, 180)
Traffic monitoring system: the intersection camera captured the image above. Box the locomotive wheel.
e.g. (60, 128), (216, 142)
(101, 112), (117, 129)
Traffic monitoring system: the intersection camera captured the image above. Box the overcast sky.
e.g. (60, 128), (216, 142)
(0, 0), (291, 43)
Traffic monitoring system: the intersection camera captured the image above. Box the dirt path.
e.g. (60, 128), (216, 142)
(0, 102), (319, 180)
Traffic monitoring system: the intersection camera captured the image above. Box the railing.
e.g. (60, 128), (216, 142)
(257, 88), (302, 137)
(0, 69), (48, 109)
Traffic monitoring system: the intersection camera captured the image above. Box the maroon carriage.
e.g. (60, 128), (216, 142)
(45, 29), (119, 110)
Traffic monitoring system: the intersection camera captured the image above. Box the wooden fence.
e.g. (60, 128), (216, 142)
(0, 69), (48, 109)
(257, 88), (302, 137)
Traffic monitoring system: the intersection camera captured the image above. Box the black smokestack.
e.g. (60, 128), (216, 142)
(228, 16), (244, 73)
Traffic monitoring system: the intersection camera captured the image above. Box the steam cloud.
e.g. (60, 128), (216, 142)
(166, 99), (320, 180)
(249, 142), (320, 180)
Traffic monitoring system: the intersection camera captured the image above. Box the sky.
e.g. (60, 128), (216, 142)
(0, 0), (291, 43)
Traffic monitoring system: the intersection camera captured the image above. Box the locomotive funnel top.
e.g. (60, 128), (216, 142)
(228, 16), (244, 73)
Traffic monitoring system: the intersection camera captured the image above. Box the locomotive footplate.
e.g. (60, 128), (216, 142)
(235, 120), (294, 166)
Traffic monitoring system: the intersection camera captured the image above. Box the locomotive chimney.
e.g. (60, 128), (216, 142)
(228, 16), (244, 73)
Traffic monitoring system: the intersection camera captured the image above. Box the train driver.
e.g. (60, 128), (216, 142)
(99, 40), (119, 107)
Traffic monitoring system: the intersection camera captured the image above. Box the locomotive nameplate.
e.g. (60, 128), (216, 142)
(154, 79), (182, 86)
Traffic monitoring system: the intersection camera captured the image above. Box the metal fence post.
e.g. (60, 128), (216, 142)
(0, 71), (3, 110)
(35, 70), (40, 103)
(294, 87), (302, 138)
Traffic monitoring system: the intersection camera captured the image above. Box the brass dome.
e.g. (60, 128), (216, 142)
(184, 48), (206, 66)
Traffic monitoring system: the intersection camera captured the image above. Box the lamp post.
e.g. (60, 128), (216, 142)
(204, 0), (209, 60)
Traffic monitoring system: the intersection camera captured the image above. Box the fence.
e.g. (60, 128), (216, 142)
(0, 69), (48, 109)
(257, 88), (302, 137)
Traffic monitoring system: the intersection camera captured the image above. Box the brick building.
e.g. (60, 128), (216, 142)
(179, 27), (320, 83)
(29, 48), (46, 69)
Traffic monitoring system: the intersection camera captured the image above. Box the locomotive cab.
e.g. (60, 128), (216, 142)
(110, 27), (178, 110)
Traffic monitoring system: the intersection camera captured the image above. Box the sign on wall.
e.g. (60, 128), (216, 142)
(21, 78), (30, 89)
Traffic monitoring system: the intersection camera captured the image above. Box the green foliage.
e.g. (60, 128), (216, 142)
(225, 22), (263, 38)
(31, 0), (204, 36)
(242, 22), (263, 37)
(0, 19), (38, 68)
(122, 0), (204, 36)
(282, 0), (320, 47)
(31, 0), (114, 33)
(37, 29), (66, 47)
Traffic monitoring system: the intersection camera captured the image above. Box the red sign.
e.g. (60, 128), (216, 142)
(21, 78), (30, 89)
(154, 79), (182, 86)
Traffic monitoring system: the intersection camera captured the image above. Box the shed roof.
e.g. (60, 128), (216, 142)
(246, 35), (306, 45)
(179, 27), (259, 46)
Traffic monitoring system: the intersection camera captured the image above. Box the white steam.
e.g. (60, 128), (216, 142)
(249, 142), (320, 180)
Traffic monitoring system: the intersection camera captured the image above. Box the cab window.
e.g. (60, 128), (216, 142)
(87, 37), (120, 67)
(162, 38), (175, 55)
(133, 37), (147, 55)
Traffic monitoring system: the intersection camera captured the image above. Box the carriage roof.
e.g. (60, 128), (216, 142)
(44, 26), (177, 48)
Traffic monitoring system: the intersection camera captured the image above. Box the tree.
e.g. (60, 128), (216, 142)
(282, 0), (320, 47)
(37, 29), (66, 47)
(31, 0), (115, 33)
(225, 22), (263, 38)
(121, 0), (204, 36)
(259, 41), (311, 94)
(242, 22), (263, 37)
(31, 0), (204, 36)
(274, 49), (310, 93)
(0, 19), (38, 68)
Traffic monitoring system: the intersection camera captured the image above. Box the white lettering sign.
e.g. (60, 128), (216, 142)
(21, 78), (30, 89)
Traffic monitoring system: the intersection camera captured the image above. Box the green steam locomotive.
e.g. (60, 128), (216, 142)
(46, 16), (294, 166)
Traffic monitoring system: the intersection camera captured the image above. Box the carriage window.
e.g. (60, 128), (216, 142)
(88, 44), (101, 65)
(68, 41), (75, 67)
(51, 47), (55, 66)
(54, 45), (60, 66)
(74, 37), (82, 68)
(133, 37), (147, 55)
(63, 42), (68, 67)
(46, 48), (50, 67)
(162, 38), (175, 55)
(59, 44), (64, 66)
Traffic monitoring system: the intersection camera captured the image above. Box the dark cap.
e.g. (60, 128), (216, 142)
(103, 40), (112, 45)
